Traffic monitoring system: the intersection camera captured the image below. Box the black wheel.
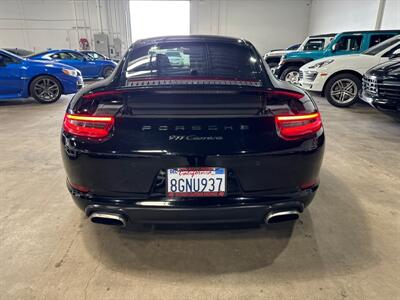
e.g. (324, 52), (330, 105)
(280, 66), (300, 84)
(325, 73), (361, 107)
(103, 66), (114, 78)
(29, 75), (62, 104)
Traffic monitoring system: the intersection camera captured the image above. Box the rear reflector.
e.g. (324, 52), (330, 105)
(275, 112), (322, 140)
(63, 114), (114, 138)
(68, 181), (90, 193)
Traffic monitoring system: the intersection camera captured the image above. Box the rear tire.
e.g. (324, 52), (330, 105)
(29, 75), (62, 104)
(325, 73), (361, 107)
(103, 66), (114, 78)
(280, 66), (300, 84)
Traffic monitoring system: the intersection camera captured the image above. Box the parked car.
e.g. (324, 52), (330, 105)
(3, 48), (33, 57)
(264, 43), (300, 67)
(360, 58), (400, 120)
(299, 35), (400, 107)
(275, 30), (400, 84)
(61, 35), (325, 227)
(264, 33), (336, 68)
(28, 49), (117, 79)
(0, 49), (83, 103)
(80, 50), (119, 63)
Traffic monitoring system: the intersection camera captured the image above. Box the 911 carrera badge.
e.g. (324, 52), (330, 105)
(169, 135), (223, 141)
(141, 125), (250, 131)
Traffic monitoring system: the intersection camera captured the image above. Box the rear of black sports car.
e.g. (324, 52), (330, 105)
(61, 36), (325, 226)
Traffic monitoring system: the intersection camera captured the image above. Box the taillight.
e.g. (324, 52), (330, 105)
(275, 112), (322, 140)
(63, 114), (115, 138)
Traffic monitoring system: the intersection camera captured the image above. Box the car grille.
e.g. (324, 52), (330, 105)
(378, 81), (400, 101)
(363, 75), (400, 103)
(362, 76), (378, 95)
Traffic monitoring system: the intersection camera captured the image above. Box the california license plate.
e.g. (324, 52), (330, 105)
(167, 167), (226, 197)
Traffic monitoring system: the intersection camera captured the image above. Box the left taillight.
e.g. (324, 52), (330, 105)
(63, 114), (115, 138)
(275, 112), (322, 140)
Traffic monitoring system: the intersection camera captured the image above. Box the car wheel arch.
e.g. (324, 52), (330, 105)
(28, 74), (64, 96)
(322, 70), (363, 96)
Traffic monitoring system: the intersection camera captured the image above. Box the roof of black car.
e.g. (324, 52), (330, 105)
(131, 35), (249, 48)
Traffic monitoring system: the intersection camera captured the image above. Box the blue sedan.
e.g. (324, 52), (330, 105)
(29, 49), (117, 79)
(0, 49), (83, 103)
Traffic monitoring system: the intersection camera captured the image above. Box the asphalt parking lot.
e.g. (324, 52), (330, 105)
(0, 94), (399, 299)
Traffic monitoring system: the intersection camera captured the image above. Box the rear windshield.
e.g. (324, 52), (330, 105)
(123, 41), (266, 88)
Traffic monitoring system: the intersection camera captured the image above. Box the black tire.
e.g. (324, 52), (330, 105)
(29, 75), (62, 104)
(325, 73), (361, 107)
(280, 66), (300, 84)
(103, 66), (114, 78)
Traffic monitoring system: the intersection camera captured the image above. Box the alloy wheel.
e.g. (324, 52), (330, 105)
(330, 79), (357, 104)
(33, 78), (60, 102)
(285, 71), (300, 84)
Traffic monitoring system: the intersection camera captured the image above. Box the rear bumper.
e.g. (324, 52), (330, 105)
(69, 183), (317, 224)
(62, 132), (324, 224)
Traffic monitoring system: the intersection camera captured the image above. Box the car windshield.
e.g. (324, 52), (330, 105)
(303, 39), (326, 51)
(26, 51), (48, 58)
(1, 49), (23, 60)
(4, 49), (32, 57)
(363, 36), (400, 55)
(81, 53), (94, 60)
(124, 41), (266, 87)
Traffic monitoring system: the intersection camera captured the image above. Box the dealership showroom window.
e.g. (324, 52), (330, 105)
(0, 0), (399, 299)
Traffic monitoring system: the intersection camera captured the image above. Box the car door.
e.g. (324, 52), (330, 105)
(0, 53), (24, 99)
(67, 52), (99, 78)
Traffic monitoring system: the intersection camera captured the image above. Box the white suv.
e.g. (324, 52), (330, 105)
(299, 35), (400, 107)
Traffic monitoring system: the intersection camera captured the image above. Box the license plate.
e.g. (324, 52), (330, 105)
(167, 167), (226, 197)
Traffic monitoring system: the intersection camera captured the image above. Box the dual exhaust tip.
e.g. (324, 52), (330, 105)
(89, 210), (300, 227)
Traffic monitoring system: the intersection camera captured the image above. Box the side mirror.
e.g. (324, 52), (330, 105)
(331, 43), (338, 52)
(0, 56), (5, 66)
(390, 49), (400, 59)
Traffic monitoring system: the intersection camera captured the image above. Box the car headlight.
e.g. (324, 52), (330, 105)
(309, 59), (334, 69)
(62, 68), (78, 77)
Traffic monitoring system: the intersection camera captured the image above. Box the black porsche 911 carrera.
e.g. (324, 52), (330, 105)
(61, 35), (325, 227)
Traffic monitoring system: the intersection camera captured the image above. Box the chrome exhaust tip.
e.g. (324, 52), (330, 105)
(265, 210), (300, 224)
(90, 212), (126, 227)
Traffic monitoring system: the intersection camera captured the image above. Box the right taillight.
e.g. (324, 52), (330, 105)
(63, 114), (115, 138)
(275, 112), (322, 140)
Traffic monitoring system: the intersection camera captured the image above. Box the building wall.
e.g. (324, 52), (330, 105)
(190, 0), (312, 54)
(381, 0), (400, 28)
(0, 0), (131, 56)
(308, 0), (399, 35)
